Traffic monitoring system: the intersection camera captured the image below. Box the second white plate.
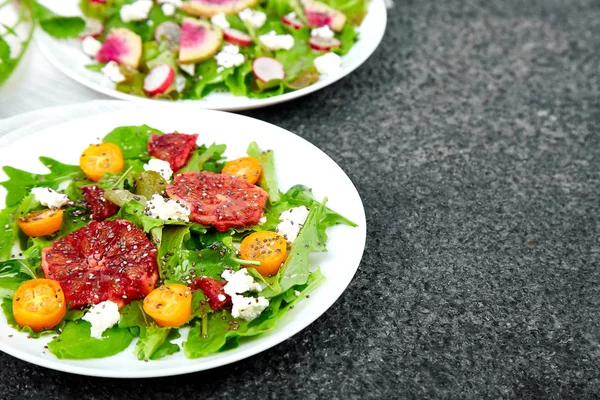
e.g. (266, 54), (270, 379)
(35, 0), (387, 111)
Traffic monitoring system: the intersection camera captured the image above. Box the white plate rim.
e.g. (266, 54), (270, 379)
(0, 107), (367, 378)
(34, 0), (387, 111)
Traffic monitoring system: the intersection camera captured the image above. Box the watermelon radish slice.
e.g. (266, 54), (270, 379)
(303, 0), (346, 32)
(96, 28), (142, 69)
(80, 19), (104, 39)
(309, 36), (341, 51)
(223, 28), (252, 47)
(179, 18), (223, 64)
(144, 64), (175, 96)
(154, 21), (181, 49)
(253, 57), (285, 82)
(181, 0), (258, 17)
(282, 13), (304, 29)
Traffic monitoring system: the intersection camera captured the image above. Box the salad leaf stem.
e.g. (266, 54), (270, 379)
(230, 257), (261, 266)
(201, 314), (208, 338)
(111, 166), (134, 190)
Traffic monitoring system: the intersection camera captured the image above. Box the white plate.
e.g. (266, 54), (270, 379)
(34, 0), (387, 111)
(0, 107), (367, 378)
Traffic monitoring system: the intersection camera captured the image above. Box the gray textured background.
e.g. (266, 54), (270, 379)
(2, 0), (600, 398)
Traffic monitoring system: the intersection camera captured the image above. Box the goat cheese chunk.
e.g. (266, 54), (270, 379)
(120, 0), (153, 22)
(82, 301), (120, 339)
(276, 206), (310, 243)
(143, 158), (173, 181)
(259, 31), (295, 51)
(31, 187), (69, 209)
(146, 194), (190, 222)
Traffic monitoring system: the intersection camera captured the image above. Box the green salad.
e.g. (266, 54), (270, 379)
(77, 0), (368, 99)
(0, 125), (356, 361)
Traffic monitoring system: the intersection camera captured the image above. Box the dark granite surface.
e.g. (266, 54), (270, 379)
(2, 0), (600, 398)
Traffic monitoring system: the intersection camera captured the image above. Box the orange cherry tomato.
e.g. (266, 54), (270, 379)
(143, 284), (192, 327)
(13, 279), (67, 332)
(17, 209), (63, 237)
(222, 157), (262, 184)
(80, 143), (124, 182)
(240, 231), (287, 276)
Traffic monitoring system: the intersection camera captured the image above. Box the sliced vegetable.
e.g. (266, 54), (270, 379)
(223, 28), (253, 47)
(253, 57), (285, 82)
(309, 37), (341, 51)
(144, 64), (175, 96)
(12, 279), (66, 332)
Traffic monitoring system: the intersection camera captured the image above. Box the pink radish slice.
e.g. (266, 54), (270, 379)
(309, 36), (341, 51)
(144, 64), (175, 96)
(252, 57), (285, 82)
(80, 19), (104, 39)
(223, 28), (252, 47)
(154, 21), (181, 48)
(281, 14), (303, 29)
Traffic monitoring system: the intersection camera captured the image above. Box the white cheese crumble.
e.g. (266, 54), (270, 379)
(276, 206), (310, 243)
(230, 294), (269, 321)
(313, 52), (341, 76)
(238, 8), (266, 29)
(221, 269), (262, 296)
(81, 36), (102, 57)
(31, 187), (69, 209)
(259, 31), (295, 51)
(175, 74), (186, 92)
(217, 294), (226, 302)
(211, 12), (230, 29)
(146, 194), (190, 222)
(179, 63), (195, 76)
(214, 44), (245, 70)
(101, 61), (126, 83)
(82, 300), (120, 339)
(311, 25), (335, 39)
(120, 0), (153, 23)
(161, 3), (176, 16)
(143, 158), (173, 180)
(259, 216), (267, 224)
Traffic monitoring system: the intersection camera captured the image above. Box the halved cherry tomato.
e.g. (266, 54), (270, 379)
(143, 284), (192, 327)
(13, 279), (66, 332)
(80, 143), (124, 182)
(17, 209), (63, 237)
(240, 231), (287, 276)
(221, 157), (262, 184)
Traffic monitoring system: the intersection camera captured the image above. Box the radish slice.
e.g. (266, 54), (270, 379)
(309, 36), (341, 51)
(252, 57), (285, 82)
(80, 19), (104, 39)
(144, 64), (175, 96)
(281, 14), (303, 29)
(154, 21), (181, 49)
(223, 28), (253, 47)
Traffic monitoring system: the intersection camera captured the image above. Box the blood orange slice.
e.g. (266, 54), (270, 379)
(148, 133), (199, 172)
(41, 220), (159, 309)
(166, 171), (268, 232)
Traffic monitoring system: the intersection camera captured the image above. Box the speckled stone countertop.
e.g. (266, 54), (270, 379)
(2, 0), (600, 398)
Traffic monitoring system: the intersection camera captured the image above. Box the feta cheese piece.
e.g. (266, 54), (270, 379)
(259, 31), (294, 51)
(101, 61), (126, 83)
(143, 158), (173, 180)
(180, 63), (195, 76)
(221, 269), (262, 296)
(259, 216), (267, 224)
(230, 294), (269, 321)
(217, 294), (226, 302)
(313, 53), (341, 76)
(311, 25), (335, 39)
(238, 8), (266, 29)
(31, 187), (69, 209)
(82, 36), (102, 57)
(276, 206), (310, 243)
(175, 74), (186, 92)
(214, 44), (245, 70)
(161, 3), (176, 16)
(120, 0), (153, 23)
(82, 300), (120, 339)
(146, 194), (190, 222)
(211, 12), (230, 30)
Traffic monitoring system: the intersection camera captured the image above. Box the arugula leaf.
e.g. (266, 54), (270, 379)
(135, 326), (181, 360)
(157, 226), (192, 281)
(102, 125), (163, 160)
(336, 24), (359, 56)
(1, 157), (87, 207)
(116, 200), (164, 233)
(0, 206), (18, 261)
(247, 142), (280, 203)
(33, 2), (85, 39)
(47, 321), (134, 359)
(179, 143), (227, 173)
(191, 59), (236, 99)
(118, 300), (149, 337)
(0, 260), (35, 299)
